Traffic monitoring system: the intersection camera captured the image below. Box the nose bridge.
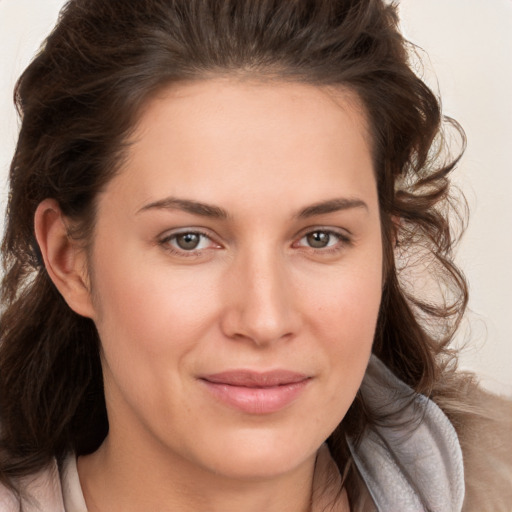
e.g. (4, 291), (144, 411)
(221, 243), (298, 345)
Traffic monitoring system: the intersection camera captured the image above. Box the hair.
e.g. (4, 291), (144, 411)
(0, 0), (468, 508)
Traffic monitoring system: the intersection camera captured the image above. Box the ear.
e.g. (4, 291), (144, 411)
(34, 199), (96, 319)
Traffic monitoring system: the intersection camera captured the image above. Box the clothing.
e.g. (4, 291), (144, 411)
(347, 356), (465, 511)
(0, 356), (508, 511)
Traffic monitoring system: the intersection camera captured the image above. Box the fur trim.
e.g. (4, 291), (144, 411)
(434, 374), (512, 511)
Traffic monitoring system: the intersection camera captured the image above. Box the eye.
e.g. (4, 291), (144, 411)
(294, 229), (350, 251)
(160, 230), (219, 254)
(304, 231), (334, 248)
(174, 232), (203, 250)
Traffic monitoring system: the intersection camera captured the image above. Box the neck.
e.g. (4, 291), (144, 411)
(78, 434), (318, 512)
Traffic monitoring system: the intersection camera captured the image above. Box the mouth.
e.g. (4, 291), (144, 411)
(199, 370), (312, 414)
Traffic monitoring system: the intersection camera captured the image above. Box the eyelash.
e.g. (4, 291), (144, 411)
(294, 228), (352, 254)
(159, 229), (219, 258)
(158, 227), (352, 257)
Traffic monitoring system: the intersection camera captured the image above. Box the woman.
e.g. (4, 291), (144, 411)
(0, 0), (510, 510)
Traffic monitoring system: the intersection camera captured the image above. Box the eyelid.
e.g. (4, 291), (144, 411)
(158, 227), (222, 256)
(294, 226), (352, 242)
(292, 226), (352, 251)
(157, 225), (352, 258)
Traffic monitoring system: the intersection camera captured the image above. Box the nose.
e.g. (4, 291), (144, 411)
(220, 249), (301, 347)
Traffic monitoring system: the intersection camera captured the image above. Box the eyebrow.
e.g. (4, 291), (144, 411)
(137, 198), (229, 219)
(297, 198), (368, 218)
(137, 196), (368, 219)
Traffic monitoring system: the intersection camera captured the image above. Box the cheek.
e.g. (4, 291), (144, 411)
(90, 244), (222, 369)
(304, 254), (382, 339)
(321, 285), (380, 372)
(301, 250), (383, 387)
(89, 251), (226, 429)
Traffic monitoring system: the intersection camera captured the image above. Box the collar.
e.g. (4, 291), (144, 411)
(347, 355), (465, 512)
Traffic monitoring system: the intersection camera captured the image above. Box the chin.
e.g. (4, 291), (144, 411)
(191, 427), (323, 481)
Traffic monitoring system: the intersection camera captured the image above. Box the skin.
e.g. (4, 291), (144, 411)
(35, 79), (383, 511)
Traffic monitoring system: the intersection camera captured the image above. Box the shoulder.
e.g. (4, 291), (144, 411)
(349, 356), (465, 511)
(351, 357), (512, 510)
(433, 372), (512, 511)
(0, 460), (65, 512)
(458, 386), (512, 511)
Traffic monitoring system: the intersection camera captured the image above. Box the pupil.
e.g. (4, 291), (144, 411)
(177, 233), (200, 250)
(307, 231), (329, 248)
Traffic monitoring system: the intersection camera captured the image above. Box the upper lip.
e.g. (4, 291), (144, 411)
(200, 370), (310, 388)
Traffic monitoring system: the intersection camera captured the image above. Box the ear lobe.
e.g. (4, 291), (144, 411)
(34, 199), (96, 319)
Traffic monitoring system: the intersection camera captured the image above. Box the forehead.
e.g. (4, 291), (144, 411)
(106, 78), (377, 215)
(132, 78), (372, 158)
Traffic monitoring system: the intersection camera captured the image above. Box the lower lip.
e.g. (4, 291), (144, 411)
(200, 379), (310, 414)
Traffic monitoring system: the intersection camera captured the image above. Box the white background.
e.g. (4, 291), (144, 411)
(1, 0), (511, 394)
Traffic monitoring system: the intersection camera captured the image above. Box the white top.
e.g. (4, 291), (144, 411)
(61, 456), (88, 512)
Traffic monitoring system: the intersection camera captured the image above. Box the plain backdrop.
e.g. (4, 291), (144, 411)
(1, 0), (511, 394)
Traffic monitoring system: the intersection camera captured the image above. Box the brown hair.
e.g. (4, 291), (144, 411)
(0, 0), (467, 507)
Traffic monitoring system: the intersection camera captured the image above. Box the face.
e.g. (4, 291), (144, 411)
(87, 79), (383, 480)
